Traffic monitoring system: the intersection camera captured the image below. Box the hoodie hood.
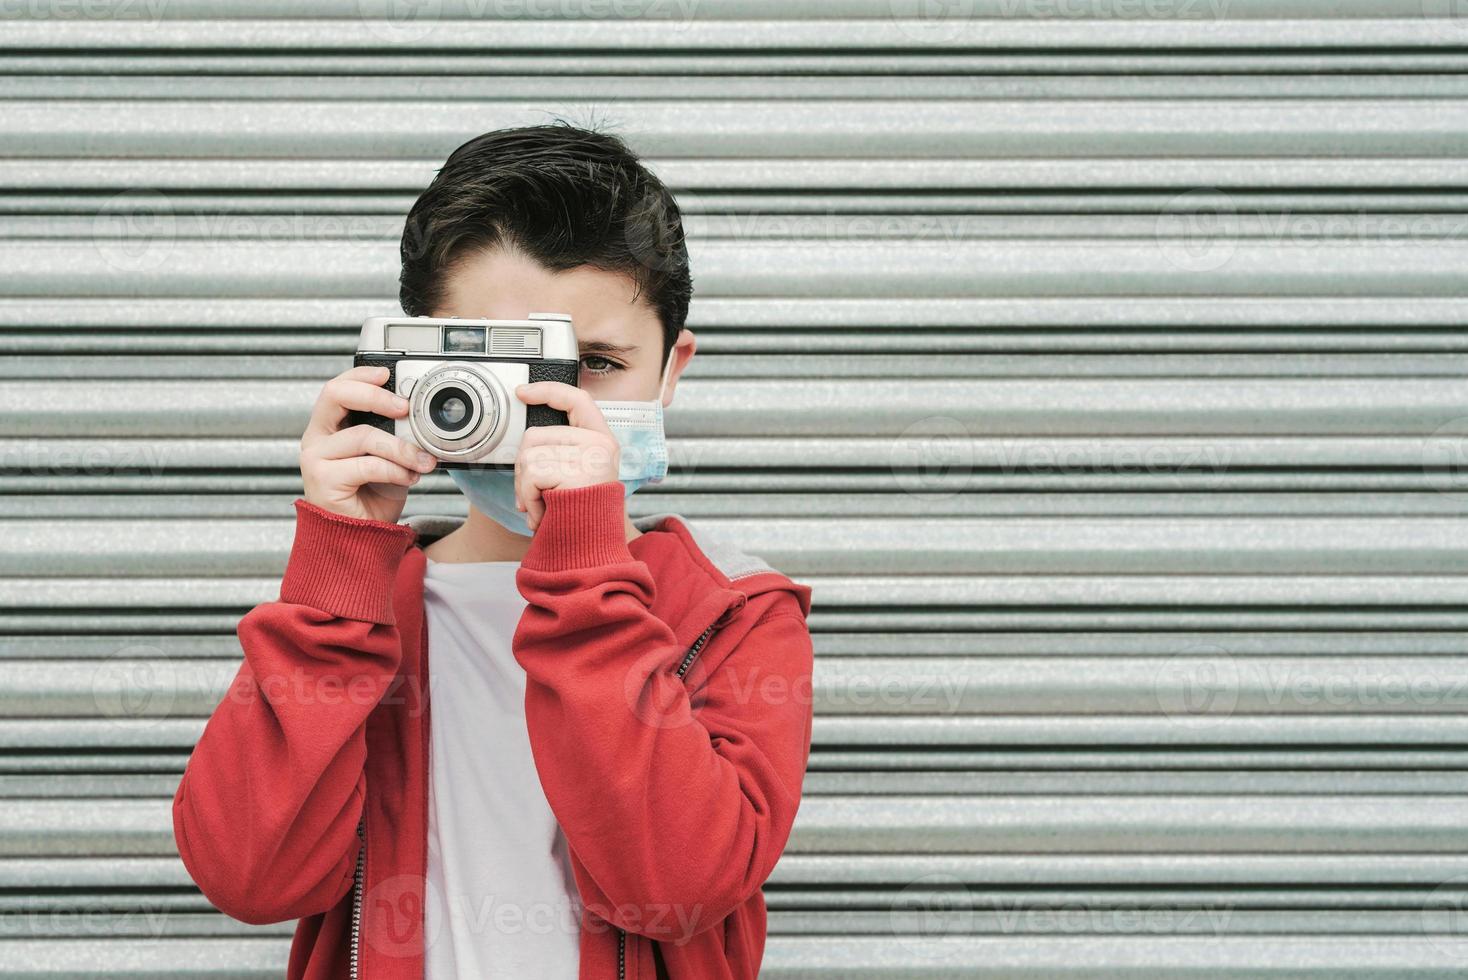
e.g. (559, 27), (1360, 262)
(401, 506), (813, 624)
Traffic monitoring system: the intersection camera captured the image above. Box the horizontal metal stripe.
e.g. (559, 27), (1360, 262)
(5, 19), (1468, 51)
(7, 295), (1468, 330)
(12, 352), (1468, 383)
(811, 749), (1468, 771)
(8, 332), (1468, 358)
(6, 379), (1466, 436)
(13, 905), (1459, 937)
(800, 771), (1468, 795)
(6, 436), (1464, 468)
(1, 914), (292, 940)
(1, 0), (1453, 20)
(12, 53), (1468, 78)
(4, 887), (1466, 913)
(783, 909), (1468, 937)
(9, 491), (1468, 520)
(811, 632), (1468, 657)
(16, 770), (1468, 799)
(793, 797), (1468, 852)
(9, 516), (1468, 575)
(13, 655), (1468, 717)
(7, 479), (1465, 502)
(7, 908), (1465, 941)
(16, 99), (1468, 159)
(812, 715), (1468, 746)
(22, 191), (1468, 219)
(15, 715), (1468, 751)
(765, 936), (1468, 977)
(0, 775), (180, 798)
(0, 857), (224, 888)
(8, 631), (1468, 660)
(6, 576), (1468, 610)
(12, 612), (1468, 635)
(814, 577), (1468, 606)
(773, 854), (1468, 886)
(770, 890), (1468, 910)
(17, 241), (1468, 300)
(0, 938), (283, 978)
(25, 73), (1468, 101)
(10, 796), (1468, 857)
(19, 158), (1468, 192)
(16, 770), (1468, 800)
(7, 749), (1468, 776)
(20, 353), (1468, 381)
(0, 755), (187, 775)
(9, 853), (1468, 890)
(2, 935), (1464, 979)
(26, 212), (1468, 242)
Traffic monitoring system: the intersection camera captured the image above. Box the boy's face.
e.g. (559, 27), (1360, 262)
(432, 246), (683, 404)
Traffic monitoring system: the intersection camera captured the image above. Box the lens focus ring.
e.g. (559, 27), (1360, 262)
(408, 364), (506, 459)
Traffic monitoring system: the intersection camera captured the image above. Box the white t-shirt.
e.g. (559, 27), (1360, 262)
(421, 557), (582, 979)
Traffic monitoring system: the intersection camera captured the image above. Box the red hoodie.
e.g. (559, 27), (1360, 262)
(172, 480), (815, 979)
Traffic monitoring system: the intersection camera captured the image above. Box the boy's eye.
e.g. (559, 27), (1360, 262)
(581, 355), (622, 375)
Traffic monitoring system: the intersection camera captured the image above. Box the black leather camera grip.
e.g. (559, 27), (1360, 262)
(345, 353), (397, 434)
(525, 358), (579, 428)
(343, 355), (579, 433)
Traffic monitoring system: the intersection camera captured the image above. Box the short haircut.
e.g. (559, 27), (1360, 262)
(399, 121), (693, 366)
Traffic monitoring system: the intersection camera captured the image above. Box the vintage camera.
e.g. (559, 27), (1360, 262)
(347, 313), (580, 468)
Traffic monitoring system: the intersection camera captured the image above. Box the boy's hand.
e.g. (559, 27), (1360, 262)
(513, 381), (621, 532)
(299, 365), (439, 524)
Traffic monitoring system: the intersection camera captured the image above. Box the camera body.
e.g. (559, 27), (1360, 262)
(348, 313), (580, 469)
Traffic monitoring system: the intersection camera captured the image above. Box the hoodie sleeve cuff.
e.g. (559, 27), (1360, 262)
(520, 481), (636, 572)
(278, 499), (417, 625)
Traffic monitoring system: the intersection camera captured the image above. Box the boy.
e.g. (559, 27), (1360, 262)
(172, 123), (816, 980)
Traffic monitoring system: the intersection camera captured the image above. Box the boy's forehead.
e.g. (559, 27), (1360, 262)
(440, 248), (660, 347)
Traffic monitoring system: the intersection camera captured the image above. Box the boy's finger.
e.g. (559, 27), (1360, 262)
(517, 425), (614, 475)
(314, 425), (437, 473)
(305, 372), (407, 440)
(520, 482), (542, 528)
(323, 455), (420, 492)
(514, 456), (541, 522)
(514, 382), (613, 437)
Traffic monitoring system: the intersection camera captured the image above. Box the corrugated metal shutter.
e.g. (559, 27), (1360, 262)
(5, 0), (1468, 976)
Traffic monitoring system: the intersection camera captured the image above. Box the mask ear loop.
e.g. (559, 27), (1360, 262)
(655, 345), (677, 406)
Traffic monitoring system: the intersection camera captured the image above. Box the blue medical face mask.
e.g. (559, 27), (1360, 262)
(450, 347), (676, 537)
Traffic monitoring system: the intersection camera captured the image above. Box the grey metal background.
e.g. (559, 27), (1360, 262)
(5, 0), (1468, 976)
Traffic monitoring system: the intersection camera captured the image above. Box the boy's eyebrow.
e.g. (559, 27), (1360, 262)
(578, 340), (640, 355)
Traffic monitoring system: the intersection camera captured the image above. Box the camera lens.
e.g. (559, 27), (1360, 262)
(407, 363), (505, 461)
(428, 386), (475, 433)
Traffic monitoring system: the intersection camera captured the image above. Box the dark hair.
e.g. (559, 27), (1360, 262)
(399, 121), (692, 365)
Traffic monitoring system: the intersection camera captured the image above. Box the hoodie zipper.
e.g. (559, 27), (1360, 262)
(350, 814), (366, 979)
(616, 621), (725, 977)
(675, 623), (717, 679)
